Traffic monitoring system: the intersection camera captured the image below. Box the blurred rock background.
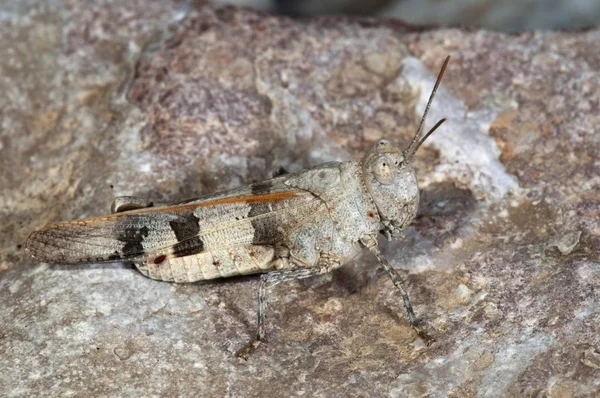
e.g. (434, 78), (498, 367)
(217, 0), (600, 30)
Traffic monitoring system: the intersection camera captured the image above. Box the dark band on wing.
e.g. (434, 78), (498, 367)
(250, 181), (272, 195)
(248, 180), (280, 244)
(172, 238), (205, 258)
(116, 225), (149, 256)
(248, 203), (284, 244)
(169, 213), (204, 258)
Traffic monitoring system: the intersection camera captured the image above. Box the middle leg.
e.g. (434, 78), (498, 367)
(237, 255), (340, 359)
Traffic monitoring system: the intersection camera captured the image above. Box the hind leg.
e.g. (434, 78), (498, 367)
(272, 166), (289, 177)
(110, 196), (152, 213)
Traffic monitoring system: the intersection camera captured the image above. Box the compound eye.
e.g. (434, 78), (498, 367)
(373, 156), (395, 185)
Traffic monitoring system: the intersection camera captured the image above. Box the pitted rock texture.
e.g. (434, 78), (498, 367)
(1, 2), (599, 397)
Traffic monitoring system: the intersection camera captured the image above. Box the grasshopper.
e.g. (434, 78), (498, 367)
(26, 56), (450, 359)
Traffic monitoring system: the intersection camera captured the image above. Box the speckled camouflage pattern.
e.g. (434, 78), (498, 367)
(26, 152), (418, 283)
(27, 56), (449, 356)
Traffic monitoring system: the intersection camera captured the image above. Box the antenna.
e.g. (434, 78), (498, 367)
(415, 117), (446, 151)
(405, 55), (450, 158)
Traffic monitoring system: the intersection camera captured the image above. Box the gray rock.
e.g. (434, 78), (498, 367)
(1, 2), (599, 397)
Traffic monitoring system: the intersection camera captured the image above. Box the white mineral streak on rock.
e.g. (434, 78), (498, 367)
(401, 57), (519, 202)
(389, 332), (553, 397)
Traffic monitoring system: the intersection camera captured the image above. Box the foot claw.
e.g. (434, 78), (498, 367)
(237, 339), (262, 360)
(412, 323), (436, 346)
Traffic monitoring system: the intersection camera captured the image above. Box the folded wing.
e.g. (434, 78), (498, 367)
(26, 182), (328, 265)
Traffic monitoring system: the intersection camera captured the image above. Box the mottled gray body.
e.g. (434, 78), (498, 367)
(27, 56), (450, 358)
(26, 141), (427, 359)
(27, 159), (417, 283)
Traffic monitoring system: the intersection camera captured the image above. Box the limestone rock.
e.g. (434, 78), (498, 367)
(1, 2), (599, 396)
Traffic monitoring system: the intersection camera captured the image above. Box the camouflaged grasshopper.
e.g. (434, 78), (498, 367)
(26, 56), (450, 359)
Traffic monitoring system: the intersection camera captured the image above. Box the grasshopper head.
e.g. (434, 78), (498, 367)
(361, 55), (450, 240)
(361, 139), (420, 240)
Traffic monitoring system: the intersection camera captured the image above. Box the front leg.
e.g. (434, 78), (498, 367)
(237, 255), (340, 360)
(360, 235), (435, 346)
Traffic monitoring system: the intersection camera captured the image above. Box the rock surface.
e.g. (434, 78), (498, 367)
(1, 2), (599, 397)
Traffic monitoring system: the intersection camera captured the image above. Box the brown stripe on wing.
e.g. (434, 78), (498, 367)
(43, 191), (299, 228)
(109, 190), (299, 216)
(194, 191), (297, 207)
